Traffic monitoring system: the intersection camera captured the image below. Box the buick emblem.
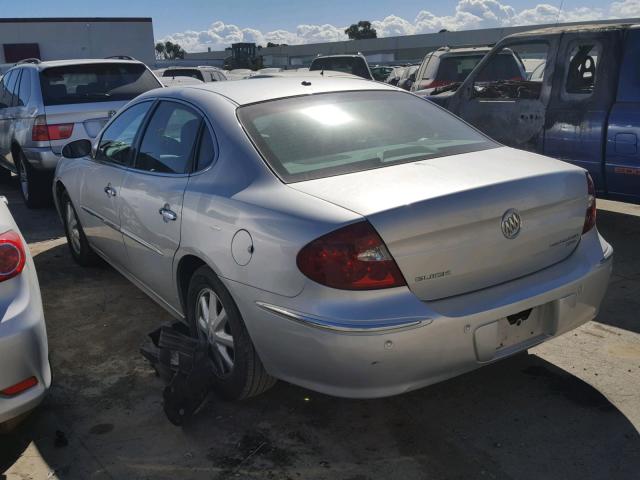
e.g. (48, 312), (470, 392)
(501, 209), (521, 239)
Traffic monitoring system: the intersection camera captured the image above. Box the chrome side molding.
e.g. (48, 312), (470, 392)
(256, 301), (431, 333)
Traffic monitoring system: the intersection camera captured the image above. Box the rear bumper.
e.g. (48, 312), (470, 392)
(22, 147), (60, 171)
(229, 228), (612, 398)
(0, 265), (51, 424)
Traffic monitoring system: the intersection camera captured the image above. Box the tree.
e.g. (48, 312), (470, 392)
(155, 40), (186, 60)
(344, 21), (377, 40)
(266, 42), (288, 48)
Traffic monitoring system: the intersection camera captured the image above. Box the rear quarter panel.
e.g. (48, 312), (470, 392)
(175, 89), (360, 298)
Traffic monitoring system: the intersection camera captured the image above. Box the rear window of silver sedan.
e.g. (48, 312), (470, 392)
(237, 90), (496, 183)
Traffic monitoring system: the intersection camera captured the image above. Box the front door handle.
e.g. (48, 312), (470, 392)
(159, 204), (177, 222)
(104, 184), (117, 197)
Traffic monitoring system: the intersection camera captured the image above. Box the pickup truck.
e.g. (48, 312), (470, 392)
(423, 23), (640, 204)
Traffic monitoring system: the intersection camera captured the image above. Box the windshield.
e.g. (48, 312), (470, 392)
(238, 90), (496, 183)
(162, 69), (205, 81)
(310, 57), (371, 79)
(40, 63), (161, 106)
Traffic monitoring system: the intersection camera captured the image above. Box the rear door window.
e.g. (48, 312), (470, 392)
(1, 71), (17, 107)
(196, 126), (215, 171)
(18, 69), (31, 106)
(9, 70), (22, 107)
(564, 43), (600, 96)
(40, 63), (161, 106)
(97, 101), (152, 166)
(135, 101), (202, 174)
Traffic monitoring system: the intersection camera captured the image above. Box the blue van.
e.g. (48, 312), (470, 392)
(425, 23), (640, 204)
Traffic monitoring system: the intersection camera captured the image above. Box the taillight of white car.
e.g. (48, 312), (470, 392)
(0, 230), (26, 282)
(296, 221), (406, 290)
(583, 172), (596, 234)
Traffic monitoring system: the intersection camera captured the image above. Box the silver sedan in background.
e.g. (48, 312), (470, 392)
(0, 196), (50, 427)
(53, 78), (612, 400)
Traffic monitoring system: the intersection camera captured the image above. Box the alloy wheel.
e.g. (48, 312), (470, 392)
(195, 287), (235, 377)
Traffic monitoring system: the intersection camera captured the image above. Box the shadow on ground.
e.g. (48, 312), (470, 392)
(596, 209), (640, 334)
(1, 178), (63, 243)
(1, 240), (638, 480)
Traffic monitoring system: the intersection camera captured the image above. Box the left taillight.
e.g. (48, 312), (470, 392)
(296, 221), (406, 290)
(582, 172), (596, 234)
(31, 115), (74, 142)
(0, 230), (26, 282)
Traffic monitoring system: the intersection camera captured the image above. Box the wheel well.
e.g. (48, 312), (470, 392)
(53, 181), (67, 215)
(176, 255), (207, 313)
(10, 142), (21, 167)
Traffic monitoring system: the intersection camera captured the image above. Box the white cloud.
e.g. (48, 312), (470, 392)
(160, 0), (640, 52)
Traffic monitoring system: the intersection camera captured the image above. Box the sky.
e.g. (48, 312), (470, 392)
(4, 0), (640, 52)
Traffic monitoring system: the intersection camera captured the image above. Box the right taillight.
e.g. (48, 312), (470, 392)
(583, 172), (596, 234)
(0, 230), (26, 282)
(296, 221), (406, 290)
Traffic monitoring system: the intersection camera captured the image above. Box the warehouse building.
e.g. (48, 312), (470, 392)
(0, 17), (155, 69)
(185, 17), (640, 68)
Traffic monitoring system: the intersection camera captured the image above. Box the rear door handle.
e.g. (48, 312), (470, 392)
(104, 184), (117, 197)
(159, 204), (177, 222)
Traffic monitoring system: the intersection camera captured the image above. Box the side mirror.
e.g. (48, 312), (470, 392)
(62, 139), (92, 159)
(409, 73), (416, 82)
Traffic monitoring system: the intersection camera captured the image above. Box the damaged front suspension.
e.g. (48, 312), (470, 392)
(141, 323), (214, 426)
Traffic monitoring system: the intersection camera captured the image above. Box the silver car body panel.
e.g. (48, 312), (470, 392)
(54, 78), (612, 398)
(289, 146), (587, 300)
(0, 199), (51, 422)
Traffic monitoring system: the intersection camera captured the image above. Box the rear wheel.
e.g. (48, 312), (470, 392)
(61, 190), (99, 266)
(187, 266), (276, 400)
(15, 151), (51, 208)
(0, 167), (11, 184)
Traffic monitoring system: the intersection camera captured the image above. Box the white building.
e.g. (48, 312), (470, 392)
(0, 17), (155, 69)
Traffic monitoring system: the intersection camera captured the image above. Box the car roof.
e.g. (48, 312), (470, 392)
(247, 70), (361, 79)
(312, 54), (366, 59)
(506, 22), (638, 39)
(437, 46), (491, 56)
(20, 58), (146, 70)
(157, 76), (396, 106)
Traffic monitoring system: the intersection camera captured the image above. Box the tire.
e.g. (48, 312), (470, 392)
(0, 167), (11, 184)
(187, 266), (276, 400)
(60, 190), (99, 266)
(15, 150), (52, 208)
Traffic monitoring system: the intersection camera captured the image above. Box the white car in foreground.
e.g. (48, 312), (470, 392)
(0, 196), (50, 427)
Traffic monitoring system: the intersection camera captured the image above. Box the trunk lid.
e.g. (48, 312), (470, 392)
(289, 147), (588, 300)
(43, 100), (128, 153)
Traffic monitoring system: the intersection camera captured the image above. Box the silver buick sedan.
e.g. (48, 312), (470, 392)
(53, 78), (612, 400)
